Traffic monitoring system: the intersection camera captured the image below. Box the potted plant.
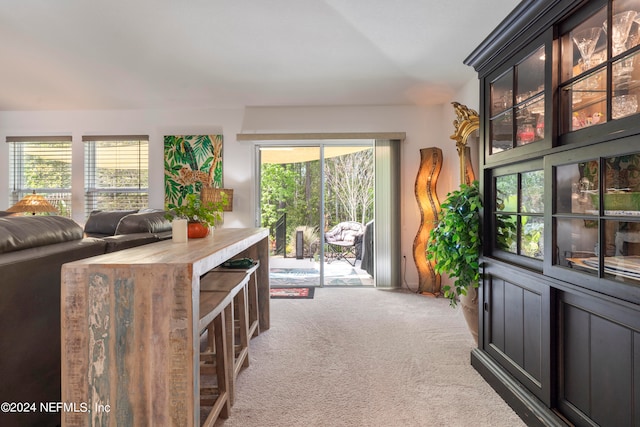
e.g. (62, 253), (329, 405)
(427, 180), (482, 342)
(427, 180), (515, 343)
(166, 192), (228, 238)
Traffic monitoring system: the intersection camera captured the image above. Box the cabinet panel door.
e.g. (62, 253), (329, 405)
(482, 262), (551, 405)
(523, 290), (542, 380)
(562, 302), (590, 412)
(559, 292), (640, 427)
(636, 335), (640, 427)
(503, 282), (525, 364)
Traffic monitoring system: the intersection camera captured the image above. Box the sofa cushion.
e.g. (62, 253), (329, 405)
(115, 210), (171, 235)
(84, 210), (138, 237)
(0, 215), (84, 254)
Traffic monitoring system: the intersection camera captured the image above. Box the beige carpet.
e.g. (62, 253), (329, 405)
(214, 288), (525, 427)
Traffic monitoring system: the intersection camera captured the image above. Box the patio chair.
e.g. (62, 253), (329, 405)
(324, 221), (365, 266)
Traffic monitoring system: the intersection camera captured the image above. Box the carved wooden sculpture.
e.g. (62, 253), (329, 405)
(413, 147), (442, 296)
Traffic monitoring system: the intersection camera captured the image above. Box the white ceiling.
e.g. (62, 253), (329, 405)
(0, 0), (520, 111)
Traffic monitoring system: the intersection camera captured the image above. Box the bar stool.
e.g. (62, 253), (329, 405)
(198, 290), (233, 425)
(214, 260), (261, 338)
(200, 271), (250, 405)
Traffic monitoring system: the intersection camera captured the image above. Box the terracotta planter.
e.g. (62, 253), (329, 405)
(187, 221), (210, 238)
(459, 286), (479, 345)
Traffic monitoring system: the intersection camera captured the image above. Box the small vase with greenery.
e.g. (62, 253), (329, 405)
(166, 192), (228, 229)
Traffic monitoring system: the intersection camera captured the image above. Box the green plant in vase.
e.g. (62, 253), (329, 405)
(427, 180), (516, 306)
(427, 181), (482, 307)
(166, 192), (228, 237)
(427, 181), (516, 343)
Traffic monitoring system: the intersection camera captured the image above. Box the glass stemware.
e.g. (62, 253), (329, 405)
(572, 27), (603, 71)
(612, 94), (638, 119)
(606, 11), (637, 56)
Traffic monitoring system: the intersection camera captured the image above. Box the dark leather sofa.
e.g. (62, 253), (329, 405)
(0, 210), (171, 427)
(83, 208), (172, 251)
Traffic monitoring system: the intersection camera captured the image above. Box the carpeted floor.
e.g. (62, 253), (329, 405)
(213, 288), (525, 427)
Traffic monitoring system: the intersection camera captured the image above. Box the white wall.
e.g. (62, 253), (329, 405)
(0, 108), (252, 227)
(240, 104), (461, 289)
(0, 77), (480, 289)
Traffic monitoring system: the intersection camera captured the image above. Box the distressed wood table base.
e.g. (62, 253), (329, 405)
(61, 228), (269, 427)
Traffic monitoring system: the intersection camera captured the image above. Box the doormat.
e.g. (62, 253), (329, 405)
(270, 287), (315, 299)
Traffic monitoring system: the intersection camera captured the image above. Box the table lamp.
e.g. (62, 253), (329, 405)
(7, 191), (58, 215)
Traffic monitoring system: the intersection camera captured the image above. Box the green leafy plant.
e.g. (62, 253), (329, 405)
(166, 192), (227, 228)
(427, 181), (482, 307)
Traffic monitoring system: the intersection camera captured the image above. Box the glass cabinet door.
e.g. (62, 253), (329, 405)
(560, 0), (640, 135)
(493, 167), (544, 261)
(489, 45), (546, 154)
(554, 160), (600, 275)
(553, 151), (640, 285)
(490, 71), (514, 153)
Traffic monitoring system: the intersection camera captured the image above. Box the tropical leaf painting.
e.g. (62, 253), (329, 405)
(164, 135), (223, 208)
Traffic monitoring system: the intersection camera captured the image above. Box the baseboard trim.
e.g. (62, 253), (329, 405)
(471, 349), (568, 427)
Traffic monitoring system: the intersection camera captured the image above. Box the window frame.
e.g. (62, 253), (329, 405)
(83, 135), (149, 217)
(7, 136), (73, 217)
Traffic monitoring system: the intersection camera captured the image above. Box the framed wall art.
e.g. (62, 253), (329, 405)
(164, 134), (223, 208)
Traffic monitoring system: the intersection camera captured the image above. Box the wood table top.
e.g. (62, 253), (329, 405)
(63, 227), (268, 276)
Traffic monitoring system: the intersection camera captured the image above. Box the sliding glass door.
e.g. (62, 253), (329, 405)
(258, 142), (374, 287)
(259, 145), (323, 288)
(322, 145), (374, 286)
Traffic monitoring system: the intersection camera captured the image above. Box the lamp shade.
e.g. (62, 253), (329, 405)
(7, 191), (58, 215)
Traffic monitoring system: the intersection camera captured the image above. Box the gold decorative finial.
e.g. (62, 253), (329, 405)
(450, 101), (479, 153)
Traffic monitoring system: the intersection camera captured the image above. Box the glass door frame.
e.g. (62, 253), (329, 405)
(255, 140), (375, 287)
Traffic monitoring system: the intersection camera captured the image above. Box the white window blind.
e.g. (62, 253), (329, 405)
(84, 135), (149, 217)
(7, 136), (73, 217)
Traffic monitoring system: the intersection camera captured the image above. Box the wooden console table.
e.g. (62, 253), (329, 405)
(60, 228), (269, 427)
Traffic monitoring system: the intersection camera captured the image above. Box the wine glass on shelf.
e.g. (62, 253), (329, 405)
(607, 11), (637, 56)
(572, 27), (603, 72)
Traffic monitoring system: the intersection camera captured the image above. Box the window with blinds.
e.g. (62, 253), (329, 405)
(7, 136), (73, 217)
(84, 135), (149, 217)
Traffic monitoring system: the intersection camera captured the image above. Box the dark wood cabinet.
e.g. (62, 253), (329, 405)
(466, 1), (640, 426)
(482, 262), (552, 406)
(558, 291), (640, 426)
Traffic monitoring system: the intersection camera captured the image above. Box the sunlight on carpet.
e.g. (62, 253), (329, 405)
(269, 267), (364, 287)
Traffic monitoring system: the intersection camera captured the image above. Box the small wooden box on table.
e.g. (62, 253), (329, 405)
(60, 228), (269, 427)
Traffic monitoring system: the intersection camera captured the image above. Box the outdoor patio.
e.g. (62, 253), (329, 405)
(269, 255), (374, 287)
